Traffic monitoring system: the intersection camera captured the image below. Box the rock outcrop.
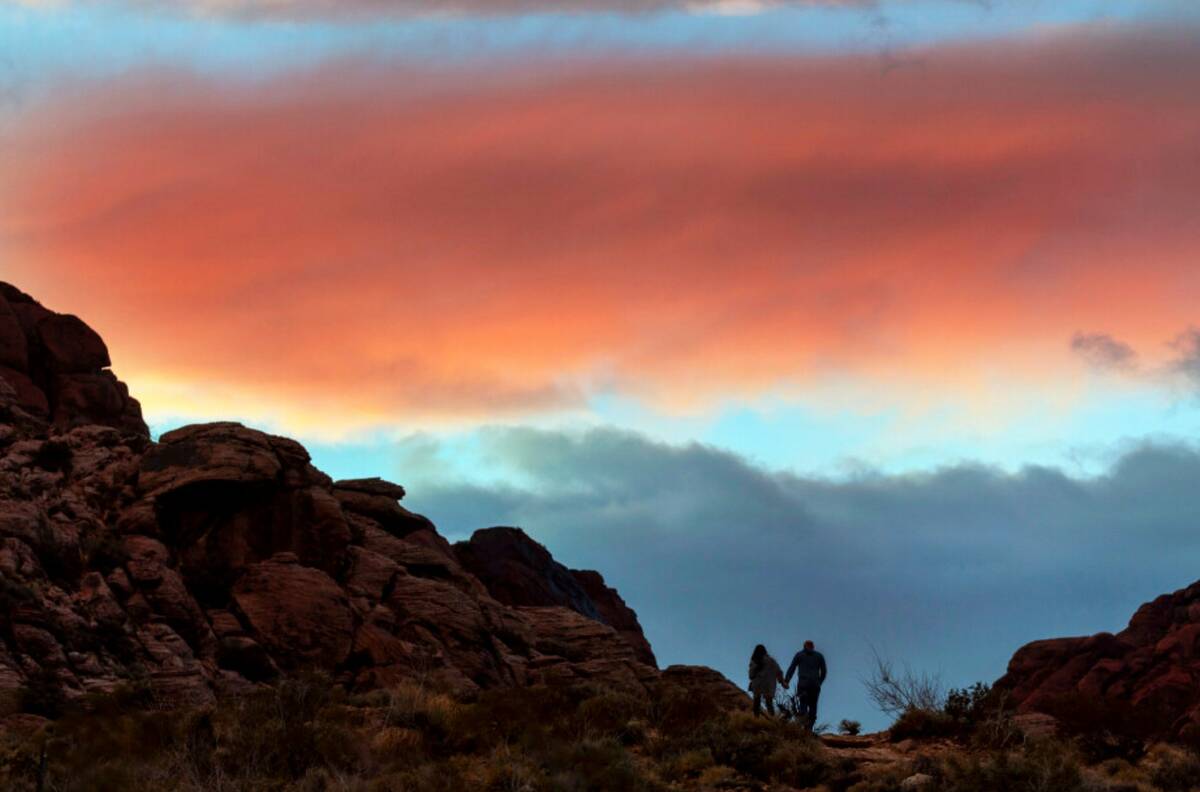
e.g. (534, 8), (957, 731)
(0, 282), (724, 715)
(455, 527), (657, 666)
(0, 284), (146, 437)
(996, 579), (1200, 741)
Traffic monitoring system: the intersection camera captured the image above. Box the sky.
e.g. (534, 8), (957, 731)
(2, 0), (1200, 730)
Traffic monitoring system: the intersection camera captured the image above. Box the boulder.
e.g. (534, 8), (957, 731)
(35, 313), (110, 374)
(232, 559), (355, 669)
(140, 423), (284, 497)
(334, 477), (407, 500)
(455, 527), (601, 621)
(0, 367), (46, 416)
(656, 665), (751, 713)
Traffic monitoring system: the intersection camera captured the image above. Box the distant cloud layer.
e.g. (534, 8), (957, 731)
(4, 26), (1200, 432)
(398, 425), (1200, 728)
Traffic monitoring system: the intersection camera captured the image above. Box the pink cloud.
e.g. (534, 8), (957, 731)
(3, 27), (1199, 428)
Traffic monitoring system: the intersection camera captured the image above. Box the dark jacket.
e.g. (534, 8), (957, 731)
(785, 649), (827, 688)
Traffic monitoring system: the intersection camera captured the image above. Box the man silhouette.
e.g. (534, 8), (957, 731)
(784, 640), (827, 730)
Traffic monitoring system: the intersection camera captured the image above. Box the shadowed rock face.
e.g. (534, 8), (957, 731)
(453, 527), (657, 666)
(0, 284), (146, 438)
(996, 580), (1200, 741)
(0, 281), (720, 714)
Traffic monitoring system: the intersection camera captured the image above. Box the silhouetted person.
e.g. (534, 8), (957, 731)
(748, 643), (787, 717)
(785, 640), (827, 730)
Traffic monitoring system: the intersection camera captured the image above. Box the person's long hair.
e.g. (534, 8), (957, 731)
(751, 644), (766, 665)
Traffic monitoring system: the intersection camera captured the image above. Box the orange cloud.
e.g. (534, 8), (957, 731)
(3, 27), (1200, 431)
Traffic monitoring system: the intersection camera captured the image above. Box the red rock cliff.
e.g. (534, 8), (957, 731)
(0, 282), (735, 713)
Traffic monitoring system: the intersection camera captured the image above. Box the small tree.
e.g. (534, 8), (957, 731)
(861, 647), (944, 717)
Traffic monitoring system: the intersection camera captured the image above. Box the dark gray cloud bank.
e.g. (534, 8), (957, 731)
(398, 427), (1200, 730)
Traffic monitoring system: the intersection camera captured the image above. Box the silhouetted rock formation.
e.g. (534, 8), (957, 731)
(997, 580), (1200, 741)
(0, 281), (720, 715)
(0, 284), (146, 437)
(454, 526), (657, 665)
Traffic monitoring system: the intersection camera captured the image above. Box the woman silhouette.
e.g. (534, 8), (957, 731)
(748, 644), (787, 717)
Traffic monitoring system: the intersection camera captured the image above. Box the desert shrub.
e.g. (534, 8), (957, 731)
(215, 670), (366, 780)
(543, 736), (656, 792)
(889, 707), (959, 742)
(0, 731), (48, 792)
(839, 719), (862, 736)
(944, 682), (993, 724)
(647, 678), (723, 734)
(369, 682), (458, 750)
(19, 684), (183, 792)
(1146, 743), (1200, 792)
(448, 685), (583, 754)
(763, 739), (835, 788)
(575, 690), (648, 743)
(660, 748), (715, 782)
(939, 740), (1087, 792)
(701, 712), (785, 779)
(621, 717), (650, 747)
(863, 648), (944, 718)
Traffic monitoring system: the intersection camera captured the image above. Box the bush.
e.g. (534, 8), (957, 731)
(214, 670), (365, 780)
(888, 707), (959, 742)
(862, 648), (943, 718)
(763, 740), (833, 788)
(944, 682), (992, 724)
(367, 682), (458, 747)
(702, 712), (786, 779)
(648, 678), (722, 735)
(449, 685), (582, 754)
(543, 736), (655, 792)
(575, 690), (647, 743)
(839, 719), (862, 736)
(939, 740), (1087, 792)
(1146, 743), (1200, 792)
(660, 748), (715, 782)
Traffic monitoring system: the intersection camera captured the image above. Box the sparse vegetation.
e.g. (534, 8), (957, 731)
(862, 647), (945, 717)
(3, 672), (1200, 791)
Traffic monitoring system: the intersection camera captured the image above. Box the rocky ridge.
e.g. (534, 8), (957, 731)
(0, 283), (743, 714)
(997, 579), (1200, 741)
